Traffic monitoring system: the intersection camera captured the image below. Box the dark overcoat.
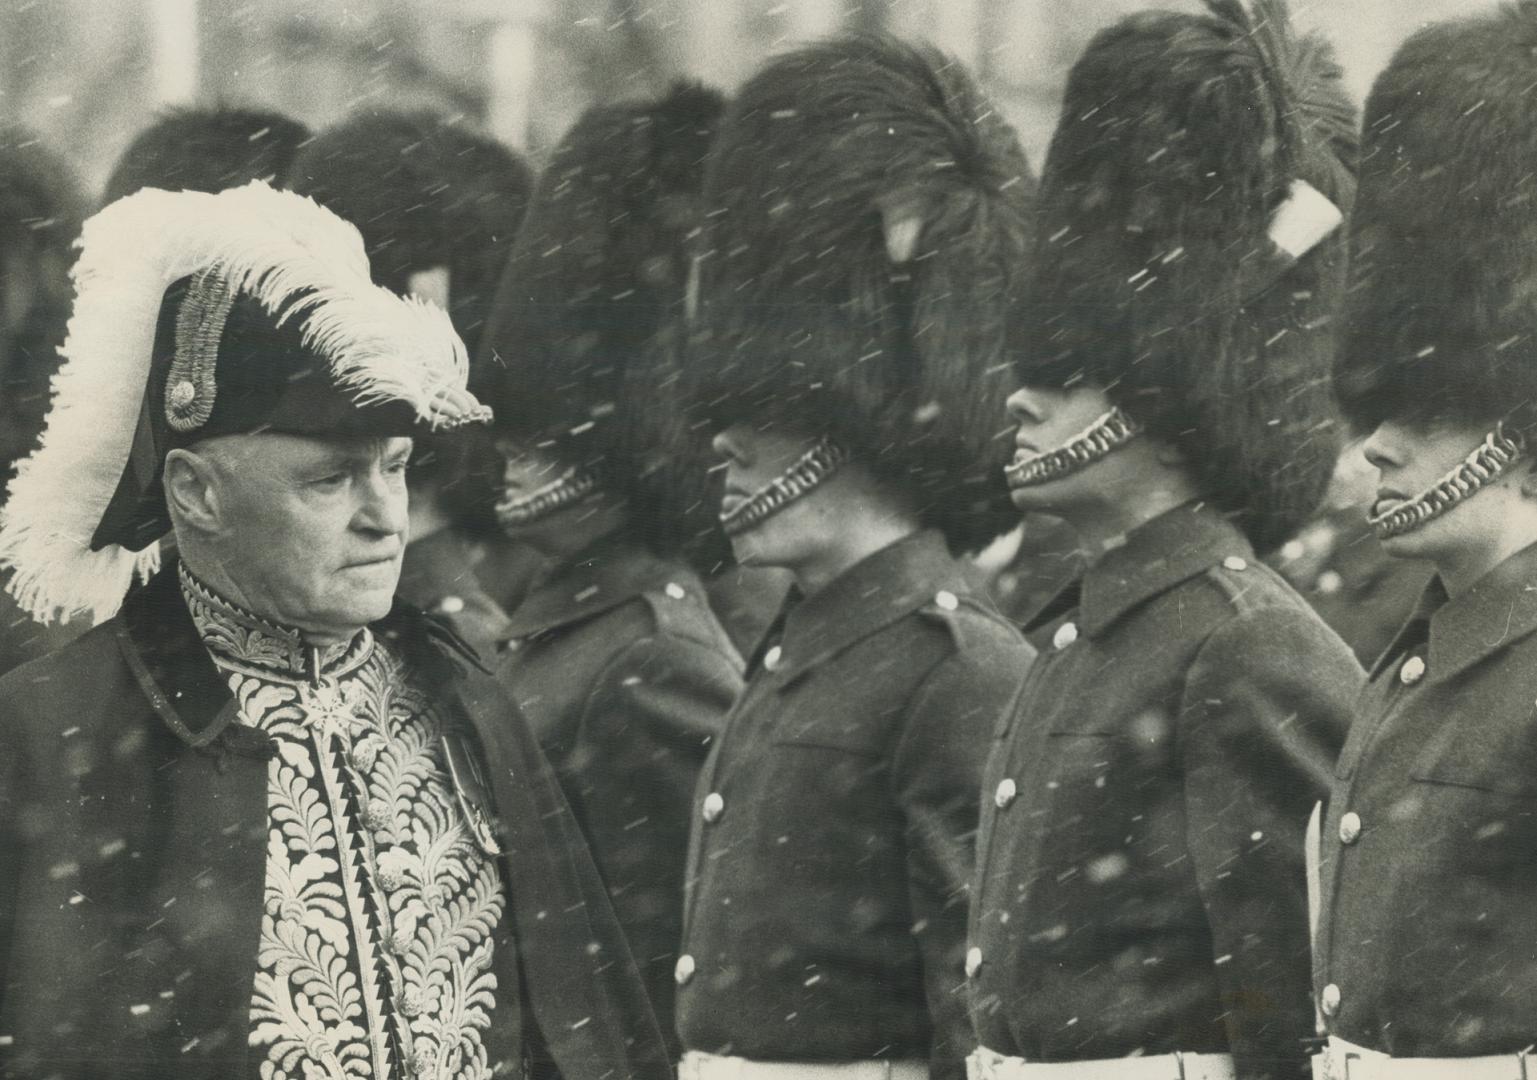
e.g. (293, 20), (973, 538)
(675, 529), (1033, 1080)
(0, 564), (671, 1080)
(969, 504), (1361, 1080)
(494, 533), (743, 1055)
(1315, 542), (1537, 1056)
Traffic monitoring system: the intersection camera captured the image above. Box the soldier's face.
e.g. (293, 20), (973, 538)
(1004, 383), (1118, 511)
(713, 424), (836, 569)
(199, 433), (412, 640)
(1362, 419), (1532, 563)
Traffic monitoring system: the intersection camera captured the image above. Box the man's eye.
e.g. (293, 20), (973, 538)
(385, 459), (410, 477)
(311, 473), (347, 489)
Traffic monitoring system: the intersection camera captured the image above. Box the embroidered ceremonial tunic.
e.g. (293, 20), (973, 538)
(180, 568), (504, 1080)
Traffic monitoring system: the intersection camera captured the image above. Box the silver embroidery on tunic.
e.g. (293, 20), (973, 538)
(180, 567), (504, 1080)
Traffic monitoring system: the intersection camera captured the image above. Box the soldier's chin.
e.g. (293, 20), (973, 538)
(1008, 481), (1057, 513)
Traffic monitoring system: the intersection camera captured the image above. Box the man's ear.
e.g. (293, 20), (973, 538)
(163, 447), (222, 533)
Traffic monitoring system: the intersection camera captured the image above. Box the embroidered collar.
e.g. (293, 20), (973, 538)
(1024, 503), (1253, 639)
(179, 562), (374, 683)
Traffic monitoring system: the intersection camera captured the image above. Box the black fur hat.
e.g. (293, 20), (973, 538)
(1335, 1), (1537, 443)
(480, 82), (727, 561)
(102, 106), (309, 204)
(1016, 0), (1357, 553)
(0, 127), (86, 483)
(285, 110), (532, 366)
(683, 33), (1035, 554)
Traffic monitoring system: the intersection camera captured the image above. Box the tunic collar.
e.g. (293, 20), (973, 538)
(1025, 503), (1254, 639)
(178, 562), (373, 684)
(763, 528), (973, 680)
(1372, 540), (1537, 683)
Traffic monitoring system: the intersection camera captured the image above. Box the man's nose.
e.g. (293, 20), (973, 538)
(1005, 387), (1042, 423)
(355, 471), (409, 537)
(711, 428), (747, 466)
(1361, 424), (1402, 473)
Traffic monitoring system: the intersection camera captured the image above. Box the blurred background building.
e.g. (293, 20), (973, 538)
(0, 0), (1492, 196)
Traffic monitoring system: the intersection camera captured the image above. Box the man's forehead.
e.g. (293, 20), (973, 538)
(201, 431), (413, 467)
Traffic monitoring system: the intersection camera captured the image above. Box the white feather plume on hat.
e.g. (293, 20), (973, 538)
(0, 180), (485, 626)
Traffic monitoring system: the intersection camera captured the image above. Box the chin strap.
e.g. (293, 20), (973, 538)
(720, 436), (848, 538)
(1005, 407), (1142, 488)
(1368, 424), (1526, 540)
(495, 464), (599, 532)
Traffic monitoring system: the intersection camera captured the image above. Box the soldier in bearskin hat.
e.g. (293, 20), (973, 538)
(474, 82), (745, 1056)
(0, 182), (670, 1079)
(102, 105), (310, 203)
(286, 109), (540, 656)
(0, 127), (91, 676)
(672, 35), (1035, 1080)
(968, 4), (1364, 1079)
(1312, 4), (1537, 1074)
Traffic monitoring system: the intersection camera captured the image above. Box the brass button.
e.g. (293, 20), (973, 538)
(1222, 556), (1249, 572)
(665, 582), (687, 600)
(1399, 655), (1426, 685)
(994, 778), (1018, 809)
(702, 792), (725, 824)
(1320, 983), (1341, 1018)
(1052, 622), (1079, 650)
(1339, 811), (1362, 845)
(965, 946), (983, 979)
(436, 595), (465, 615)
(675, 954), (696, 986)
(935, 590), (959, 611)
(763, 645), (784, 672)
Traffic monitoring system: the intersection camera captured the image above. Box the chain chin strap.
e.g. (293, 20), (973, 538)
(1004, 407), (1143, 489)
(720, 437), (848, 538)
(495, 464), (599, 531)
(1368, 424), (1527, 540)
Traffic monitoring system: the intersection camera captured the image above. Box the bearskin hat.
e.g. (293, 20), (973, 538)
(681, 33), (1035, 555)
(285, 110), (532, 366)
(0, 128), (86, 484)
(102, 106), (310, 204)
(1335, 1), (1537, 444)
(479, 82), (728, 562)
(1014, 0), (1357, 553)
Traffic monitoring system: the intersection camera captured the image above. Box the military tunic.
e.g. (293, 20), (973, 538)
(0, 562), (672, 1080)
(676, 529), (1033, 1080)
(1314, 541), (1537, 1057)
(494, 533), (743, 1055)
(970, 504), (1360, 1080)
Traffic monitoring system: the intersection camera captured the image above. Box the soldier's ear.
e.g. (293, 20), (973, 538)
(1518, 463), (1537, 502)
(163, 447), (222, 533)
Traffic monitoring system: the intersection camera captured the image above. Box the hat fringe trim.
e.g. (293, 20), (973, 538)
(0, 181), (474, 625)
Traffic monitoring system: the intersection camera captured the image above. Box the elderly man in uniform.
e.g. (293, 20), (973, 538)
(967, 4), (1363, 1080)
(476, 82), (744, 1058)
(1311, 5), (1537, 1077)
(673, 34), (1036, 1080)
(0, 183), (669, 1079)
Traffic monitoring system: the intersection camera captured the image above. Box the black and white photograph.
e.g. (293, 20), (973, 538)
(0, 1), (1530, 1078)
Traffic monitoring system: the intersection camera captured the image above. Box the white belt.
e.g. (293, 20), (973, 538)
(1311, 1035), (1534, 1080)
(680, 1050), (928, 1080)
(967, 1046), (1235, 1080)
